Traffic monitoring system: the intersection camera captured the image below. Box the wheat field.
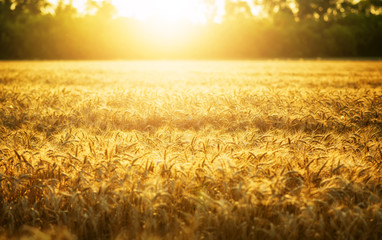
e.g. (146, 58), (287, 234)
(0, 60), (381, 240)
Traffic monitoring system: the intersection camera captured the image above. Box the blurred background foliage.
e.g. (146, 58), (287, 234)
(0, 0), (381, 59)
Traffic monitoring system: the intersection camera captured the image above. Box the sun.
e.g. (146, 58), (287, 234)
(48, 0), (209, 23)
(113, 0), (208, 24)
(109, 0), (210, 55)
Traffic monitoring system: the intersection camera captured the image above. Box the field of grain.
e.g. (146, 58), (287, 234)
(0, 60), (381, 240)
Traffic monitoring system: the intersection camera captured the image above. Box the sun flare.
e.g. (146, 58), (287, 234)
(48, 0), (210, 23)
(111, 0), (208, 23)
(48, 0), (265, 24)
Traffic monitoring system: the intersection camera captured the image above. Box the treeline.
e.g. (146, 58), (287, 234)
(0, 0), (382, 59)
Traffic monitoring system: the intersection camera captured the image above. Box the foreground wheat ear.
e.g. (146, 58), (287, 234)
(0, 60), (381, 240)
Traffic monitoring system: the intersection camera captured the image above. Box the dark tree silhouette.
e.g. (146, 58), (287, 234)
(0, 0), (381, 59)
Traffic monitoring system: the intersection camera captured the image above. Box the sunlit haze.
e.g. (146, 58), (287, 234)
(49, 0), (216, 23)
(4, 0), (381, 59)
(48, 0), (265, 23)
(114, 0), (209, 23)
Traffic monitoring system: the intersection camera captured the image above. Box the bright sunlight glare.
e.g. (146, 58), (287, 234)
(46, 0), (262, 58)
(113, 0), (209, 23)
(48, 0), (265, 23)
(49, 0), (211, 23)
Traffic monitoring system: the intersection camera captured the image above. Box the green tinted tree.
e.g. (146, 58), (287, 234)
(225, 0), (253, 20)
(12, 0), (50, 16)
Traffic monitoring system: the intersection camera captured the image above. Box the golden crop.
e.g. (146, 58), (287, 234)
(0, 60), (381, 239)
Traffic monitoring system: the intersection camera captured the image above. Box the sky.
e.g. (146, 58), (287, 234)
(48, 0), (214, 23)
(47, 0), (263, 23)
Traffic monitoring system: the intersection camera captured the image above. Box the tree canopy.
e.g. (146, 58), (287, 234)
(0, 0), (381, 59)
